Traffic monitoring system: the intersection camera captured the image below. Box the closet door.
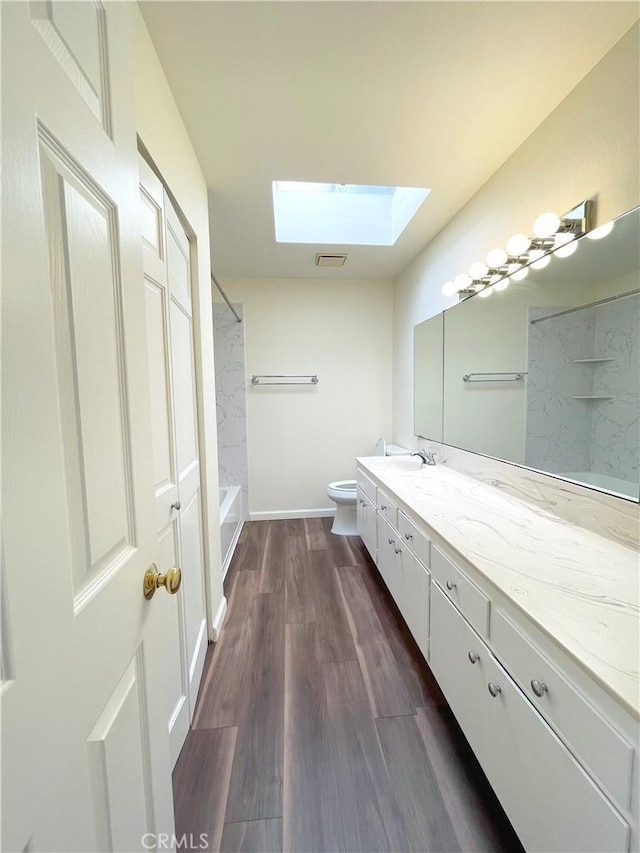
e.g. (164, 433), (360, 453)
(165, 194), (208, 716)
(140, 158), (207, 766)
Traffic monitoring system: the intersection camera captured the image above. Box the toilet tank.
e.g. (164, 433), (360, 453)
(374, 438), (410, 456)
(385, 444), (410, 456)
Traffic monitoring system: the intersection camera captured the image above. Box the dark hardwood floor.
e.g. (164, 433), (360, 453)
(173, 518), (524, 853)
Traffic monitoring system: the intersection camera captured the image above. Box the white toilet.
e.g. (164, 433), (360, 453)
(327, 439), (409, 536)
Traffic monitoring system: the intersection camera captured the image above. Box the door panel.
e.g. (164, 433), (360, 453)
(170, 301), (198, 477)
(166, 206), (192, 312)
(180, 491), (207, 702)
(144, 273), (180, 535)
(29, 0), (111, 130)
(39, 133), (134, 604)
(2, 4), (174, 848)
(145, 279), (174, 498)
(157, 524), (190, 765)
(85, 651), (153, 852)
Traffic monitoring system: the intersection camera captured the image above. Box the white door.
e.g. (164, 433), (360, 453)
(140, 158), (208, 766)
(2, 4), (175, 850)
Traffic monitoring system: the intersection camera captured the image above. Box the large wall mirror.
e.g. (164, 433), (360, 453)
(414, 204), (639, 502)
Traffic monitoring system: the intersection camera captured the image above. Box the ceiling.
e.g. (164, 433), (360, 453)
(140, 2), (639, 281)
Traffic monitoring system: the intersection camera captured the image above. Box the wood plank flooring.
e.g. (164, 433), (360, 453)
(174, 518), (524, 853)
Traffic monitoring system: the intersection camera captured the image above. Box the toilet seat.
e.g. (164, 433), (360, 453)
(327, 479), (357, 502)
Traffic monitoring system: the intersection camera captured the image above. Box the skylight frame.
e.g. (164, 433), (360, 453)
(272, 181), (430, 246)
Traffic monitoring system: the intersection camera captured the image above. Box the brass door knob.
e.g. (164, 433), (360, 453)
(143, 562), (182, 600)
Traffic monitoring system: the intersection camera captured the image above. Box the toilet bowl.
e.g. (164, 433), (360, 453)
(327, 440), (409, 536)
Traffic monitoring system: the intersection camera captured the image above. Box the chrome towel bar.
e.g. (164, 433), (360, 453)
(251, 374), (319, 386)
(463, 372), (526, 383)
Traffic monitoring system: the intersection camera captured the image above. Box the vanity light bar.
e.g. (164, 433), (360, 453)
(441, 199), (600, 299)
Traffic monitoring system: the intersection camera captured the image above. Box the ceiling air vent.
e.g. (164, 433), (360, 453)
(315, 253), (347, 267)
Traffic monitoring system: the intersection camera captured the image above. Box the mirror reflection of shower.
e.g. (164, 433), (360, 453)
(525, 291), (639, 500)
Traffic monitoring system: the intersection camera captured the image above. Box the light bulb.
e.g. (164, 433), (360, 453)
(493, 278), (510, 291)
(486, 247), (508, 268)
(531, 253), (551, 270)
(442, 281), (457, 297)
(506, 233), (531, 256)
(454, 273), (472, 290)
(478, 286), (493, 298)
(489, 273), (503, 285)
(469, 261), (488, 280)
(555, 240), (578, 259)
(533, 211), (561, 238)
(587, 221), (614, 240)
(511, 267), (529, 282)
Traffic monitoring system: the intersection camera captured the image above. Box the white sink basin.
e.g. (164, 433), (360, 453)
(364, 455), (427, 473)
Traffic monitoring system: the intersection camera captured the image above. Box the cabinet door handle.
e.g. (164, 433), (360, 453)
(394, 548), (402, 554)
(388, 538), (395, 545)
(405, 533), (412, 540)
(487, 682), (502, 698)
(446, 580), (456, 591)
(468, 651), (480, 664)
(531, 679), (548, 697)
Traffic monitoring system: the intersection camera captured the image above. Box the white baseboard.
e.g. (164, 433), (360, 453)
(249, 508), (336, 521)
(210, 595), (228, 643)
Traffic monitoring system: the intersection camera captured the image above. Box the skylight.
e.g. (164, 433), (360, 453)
(272, 181), (431, 246)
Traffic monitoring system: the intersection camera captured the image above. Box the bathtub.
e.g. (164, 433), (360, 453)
(219, 485), (243, 578)
(560, 471), (639, 501)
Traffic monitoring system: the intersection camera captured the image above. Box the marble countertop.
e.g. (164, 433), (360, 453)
(356, 455), (640, 719)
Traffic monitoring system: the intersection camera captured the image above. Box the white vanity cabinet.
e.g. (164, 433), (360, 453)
(430, 585), (630, 853)
(431, 544), (490, 637)
(354, 459), (638, 853)
(356, 487), (377, 560)
(371, 502), (431, 660)
(396, 544), (430, 658)
(375, 512), (401, 600)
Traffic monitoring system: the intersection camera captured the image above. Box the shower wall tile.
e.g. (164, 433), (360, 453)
(525, 306), (594, 474)
(525, 296), (639, 495)
(213, 303), (249, 519)
(590, 295), (639, 483)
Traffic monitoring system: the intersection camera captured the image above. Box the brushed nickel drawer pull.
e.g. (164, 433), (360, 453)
(531, 679), (548, 698)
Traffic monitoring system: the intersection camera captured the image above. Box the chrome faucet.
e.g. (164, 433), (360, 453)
(411, 449), (437, 466)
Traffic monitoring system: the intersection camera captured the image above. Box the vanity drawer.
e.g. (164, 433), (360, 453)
(356, 469), (377, 504)
(397, 511), (431, 568)
(492, 609), (634, 810)
(376, 488), (399, 530)
(431, 545), (490, 637)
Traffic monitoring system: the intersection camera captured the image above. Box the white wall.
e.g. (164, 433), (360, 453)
(215, 277), (393, 517)
(129, 5), (224, 635)
(394, 23), (640, 453)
